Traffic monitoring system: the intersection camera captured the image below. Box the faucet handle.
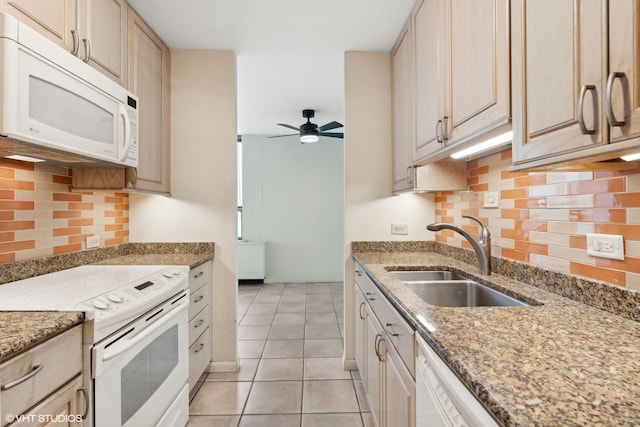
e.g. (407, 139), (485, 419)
(462, 215), (490, 241)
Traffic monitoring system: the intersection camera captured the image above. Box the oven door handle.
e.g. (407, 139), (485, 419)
(102, 299), (187, 362)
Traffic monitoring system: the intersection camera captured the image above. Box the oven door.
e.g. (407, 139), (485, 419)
(92, 292), (189, 427)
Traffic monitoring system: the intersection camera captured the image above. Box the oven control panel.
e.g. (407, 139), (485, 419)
(76, 267), (189, 325)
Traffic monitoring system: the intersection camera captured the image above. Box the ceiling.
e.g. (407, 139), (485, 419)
(126, 0), (415, 135)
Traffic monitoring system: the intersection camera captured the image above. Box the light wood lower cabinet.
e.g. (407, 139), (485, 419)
(188, 261), (212, 400)
(0, 325), (85, 427)
(354, 262), (415, 427)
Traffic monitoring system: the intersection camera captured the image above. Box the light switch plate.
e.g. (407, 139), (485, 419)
(86, 235), (100, 249)
(586, 233), (624, 260)
(391, 223), (408, 235)
(484, 191), (499, 208)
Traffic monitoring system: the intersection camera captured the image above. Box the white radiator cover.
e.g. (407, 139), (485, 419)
(237, 241), (266, 280)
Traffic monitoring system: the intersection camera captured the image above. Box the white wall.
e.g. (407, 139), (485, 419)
(241, 134), (344, 282)
(129, 50), (238, 370)
(343, 51), (435, 366)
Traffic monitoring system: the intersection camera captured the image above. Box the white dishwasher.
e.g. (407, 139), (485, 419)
(416, 334), (500, 427)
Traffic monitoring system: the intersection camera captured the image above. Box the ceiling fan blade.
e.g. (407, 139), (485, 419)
(319, 121), (343, 131)
(267, 133), (298, 138)
(276, 123), (300, 131)
(319, 132), (344, 139)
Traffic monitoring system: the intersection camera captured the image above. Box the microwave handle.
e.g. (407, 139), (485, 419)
(118, 104), (132, 162)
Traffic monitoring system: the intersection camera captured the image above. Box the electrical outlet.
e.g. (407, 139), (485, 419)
(484, 191), (499, 208)
(86, 235), (100, 249)
(586, 233), (624, 260)
(391, 223), (408, 235)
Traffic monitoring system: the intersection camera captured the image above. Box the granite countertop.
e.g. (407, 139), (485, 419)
(0, 311), (84, 363)
(353, 250), (640, 427)
(96, 253), (212, 269)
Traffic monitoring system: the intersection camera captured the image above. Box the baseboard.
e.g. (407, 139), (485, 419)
(343, 358), (358, 371)
(209, 361), (239, 373)
(239, 279), (264, 285)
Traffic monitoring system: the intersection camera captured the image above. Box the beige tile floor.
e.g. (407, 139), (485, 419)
(188, 282), (373, 427)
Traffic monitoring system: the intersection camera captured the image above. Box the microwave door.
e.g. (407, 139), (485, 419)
(16, 45), (121, 163)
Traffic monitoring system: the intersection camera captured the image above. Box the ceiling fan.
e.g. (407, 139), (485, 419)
(269, 109), (344, 143)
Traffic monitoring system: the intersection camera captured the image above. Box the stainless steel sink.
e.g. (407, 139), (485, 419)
(404, 280), (528, 307)
(389, 270), (467, 281)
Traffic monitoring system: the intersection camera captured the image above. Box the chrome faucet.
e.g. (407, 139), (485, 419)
(427, 215), (492, 275)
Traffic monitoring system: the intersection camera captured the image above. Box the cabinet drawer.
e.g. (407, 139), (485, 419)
(188, 327), (210, 392)
(188, 283), (210, 320)
(189, 262), (211, 293)
(1, 325), (82, 421)
(373, 292), (415, 378)
(188, 307), (211, 347)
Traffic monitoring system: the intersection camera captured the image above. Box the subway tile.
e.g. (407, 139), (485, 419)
(569, 262), (625, 285)
(546, 171), (593, 183)
(626, 241), (640, 258)
(595, 224), (640, 240)
(568, 178), (624, 195)
(628, 174), (640, 191)
(547, 195), (594, 209)
(528, 183), (567, 197)
(529, 231), (570, 247)
(569, 209), (626, 223)
(528, 254), (570, 273)
(626, 272), (640, 290)
(627, 208), (640, 224)
(530, 208), (569, 221)
(595, 193), (640, 208)
(548, 246), (595, 265)
(547, 221), (593, 235)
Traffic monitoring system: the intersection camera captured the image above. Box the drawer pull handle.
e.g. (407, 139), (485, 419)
(82, 38), (91, 63)
(70, 30), (79, 56)
(79, 386), (89, 420)
(605, 71), (627, 127)
(194, 343), (205, 353)
(577, 84), (597, 134)
(193, 271), (204, 278)
(365, 292), (375, 301)
(385, 323), (400, 337)
(194, 319), (205, 328)
(1, 364), (44, 391)
(359, 302), (366, 320)
(194, 295), (204, 303)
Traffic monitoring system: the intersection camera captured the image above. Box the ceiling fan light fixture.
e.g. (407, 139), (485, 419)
(300, 133), (319, 144)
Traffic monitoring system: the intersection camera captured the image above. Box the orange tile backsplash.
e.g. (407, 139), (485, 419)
(434, 149), (640, 290)
(0, 159), (128, 263)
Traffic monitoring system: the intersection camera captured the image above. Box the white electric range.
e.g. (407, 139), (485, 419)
(0, 264), (191, 427)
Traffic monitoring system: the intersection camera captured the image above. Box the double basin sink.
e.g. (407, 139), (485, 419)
(389, 270), (528, 308)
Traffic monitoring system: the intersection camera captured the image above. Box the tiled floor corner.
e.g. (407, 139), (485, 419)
(188, 282), (373, 427)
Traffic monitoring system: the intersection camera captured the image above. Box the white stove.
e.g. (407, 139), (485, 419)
(0, 264), (191, 427)
(0, 264), (188, 341)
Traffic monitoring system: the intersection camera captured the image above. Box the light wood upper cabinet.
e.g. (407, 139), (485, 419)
(511, 0), (640, 169)
(511, 0), (605, 167)
(0, 0), (77, 51)
(392, 24), (416, 193)
(77, 0), (128, 84)
(413, 0), (511, 164)
(127, 7), (170, 194)
(413, 0), (446, 162)
(0, 0), (127, 85)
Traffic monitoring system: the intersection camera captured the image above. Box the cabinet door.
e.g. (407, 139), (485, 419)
(448, 0), (510, 144)
(608, 0), (640, 143)
(511, 0), (605, 164)
(365, 310), (384, 427)
(392, 25), (415, 193)
(78, 0), (128, 84)
(384, 346), (414, 427)
(413, 0), (448, 162)
(14, 375), (86, 426)
(354, 284), (367, 381)
(127, 8), (171, 193)
(0, 0), (77, 52)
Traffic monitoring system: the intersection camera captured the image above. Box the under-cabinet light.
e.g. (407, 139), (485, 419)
(5, 154), (45, 163)
(621, 151), (640, 161)
(450, 131), (513, 160)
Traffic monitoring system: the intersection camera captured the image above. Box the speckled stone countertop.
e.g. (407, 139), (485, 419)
(96, 253), (211, 269)
(0, 311), (84, 363)
(353, 250), (640, 427)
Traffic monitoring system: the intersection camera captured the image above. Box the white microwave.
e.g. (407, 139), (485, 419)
(0, 12), (138, 167)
